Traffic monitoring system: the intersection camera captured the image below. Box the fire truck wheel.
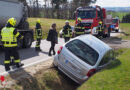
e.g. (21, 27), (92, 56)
(115, 29), (119, 32)
(23, 33), (33, 48)
(103, 34), (107, 38)
(107, 32), (111, 37)
(18, 39), (23, 48)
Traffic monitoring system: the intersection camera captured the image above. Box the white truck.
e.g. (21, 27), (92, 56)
(0, 0), (33, 49)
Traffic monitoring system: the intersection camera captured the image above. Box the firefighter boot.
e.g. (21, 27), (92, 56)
(16, 63), (24, 68)
(35, 47), (38, 51)
(38, 47), (41, 51)
(5, 64), (10, 71)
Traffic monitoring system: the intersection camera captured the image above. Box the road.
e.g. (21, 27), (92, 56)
(0, 38), (65, 75)
(0, 31), (129, 75)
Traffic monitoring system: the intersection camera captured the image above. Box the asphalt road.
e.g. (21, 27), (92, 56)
(0, 38), (65, 75)
(0, 31), (123, 75)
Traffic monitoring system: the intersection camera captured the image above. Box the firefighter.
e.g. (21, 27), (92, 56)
(98, 21), (104, 38)
(1, 18), (24, 71)
(62, 20), (72, 42)
(75, 17), (85, 37)
(35, 19), (42, 51)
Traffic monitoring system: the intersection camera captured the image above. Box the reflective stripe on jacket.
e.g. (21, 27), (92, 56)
(63, 29), (71, 37)
(1, 27), (18, 47)
(36, 29), (42, 39)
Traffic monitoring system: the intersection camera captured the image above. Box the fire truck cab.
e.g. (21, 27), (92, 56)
(75, 5), (112, 38)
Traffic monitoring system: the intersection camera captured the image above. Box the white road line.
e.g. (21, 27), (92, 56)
(0, 57), (53, 76)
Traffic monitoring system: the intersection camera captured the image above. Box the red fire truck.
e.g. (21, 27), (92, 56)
(75, 5), (112, 38)
(112, 18), (120, 32)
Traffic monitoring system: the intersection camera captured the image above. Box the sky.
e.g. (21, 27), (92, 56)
(93, 0), (130, 7)
(37, 0), (130, 7)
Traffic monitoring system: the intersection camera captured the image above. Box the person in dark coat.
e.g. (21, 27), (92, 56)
(47, 23), (58, 56)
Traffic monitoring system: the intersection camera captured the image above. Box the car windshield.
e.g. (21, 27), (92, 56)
(77, 10), (96, 19)
(65, 39), (99, 66)
(112, 19), (118, 23)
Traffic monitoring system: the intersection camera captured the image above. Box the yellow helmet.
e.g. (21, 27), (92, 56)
(7, 18), (16, 27)
(37, 19), (41, 23)
(77, 17), (82, 22)
(99, 21), (102, 24)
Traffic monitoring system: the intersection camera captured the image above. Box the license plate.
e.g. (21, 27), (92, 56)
(65, 60), (69, 64)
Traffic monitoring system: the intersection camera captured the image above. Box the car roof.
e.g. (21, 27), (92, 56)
(75, 35), (112, 54)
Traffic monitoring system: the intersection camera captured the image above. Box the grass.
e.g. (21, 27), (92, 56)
(78, 49), (130, 90)
(119, 23), (130, 40)
(27, 18), (75, 39)
(107, 12), (130, 21)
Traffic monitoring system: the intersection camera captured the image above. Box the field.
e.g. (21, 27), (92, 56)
(119, 23), (130, 40)
(27, 18), (75, 39)
(107, 12), (130, 21)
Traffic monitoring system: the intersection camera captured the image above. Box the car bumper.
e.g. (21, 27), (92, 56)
(54, 54), (88, 84)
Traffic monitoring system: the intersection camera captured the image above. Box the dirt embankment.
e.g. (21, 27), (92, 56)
(102, 37), (130, 49)
(6, 59), (77, 90)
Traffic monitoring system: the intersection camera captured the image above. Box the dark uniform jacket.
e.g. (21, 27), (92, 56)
(63, 25), (72, 36)
(35, 23), (42, 38)
(47, 29), (58, 43)
(75, 23), (84, 32)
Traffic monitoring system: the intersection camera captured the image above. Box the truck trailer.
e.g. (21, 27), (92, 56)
(0, 0), (33, 49)
(75, 5), (112, 38)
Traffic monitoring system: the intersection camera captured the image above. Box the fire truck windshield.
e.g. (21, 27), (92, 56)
(77, 10), (96, 19)
(112, 19), (118, 23)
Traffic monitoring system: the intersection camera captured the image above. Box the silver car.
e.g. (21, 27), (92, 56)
(54, 35), (114, 84)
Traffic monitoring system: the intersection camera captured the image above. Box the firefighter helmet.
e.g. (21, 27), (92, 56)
(99, 21), (102, 25)
(65, 20), (69, 23)
(7, 18), (16, 27)
(37, 19), (41, 23)
(77, 17), (82, 21)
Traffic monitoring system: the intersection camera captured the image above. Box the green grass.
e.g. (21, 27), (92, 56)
(78, 49), (130, 90)
(107, 12), (130, 21)
(119, 23), (130, 40)
(28, 18), (75, 39)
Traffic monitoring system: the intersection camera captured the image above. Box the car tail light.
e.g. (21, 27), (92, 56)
(57, 46), (63, 54)
(87, 69), (96, 77)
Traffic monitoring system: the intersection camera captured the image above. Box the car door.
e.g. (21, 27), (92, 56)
(97, 50), (114, 70)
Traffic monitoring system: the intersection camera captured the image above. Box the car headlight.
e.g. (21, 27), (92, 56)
(95, 29), (97, 33)
(116, 27), (119, 29)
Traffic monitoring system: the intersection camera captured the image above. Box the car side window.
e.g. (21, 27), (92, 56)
(99, 50), (114, 66)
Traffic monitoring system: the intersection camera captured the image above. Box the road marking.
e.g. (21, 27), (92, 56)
(0, 57), (53, 76)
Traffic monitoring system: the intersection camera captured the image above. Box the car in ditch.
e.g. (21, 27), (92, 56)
(54, 35), (114, 84)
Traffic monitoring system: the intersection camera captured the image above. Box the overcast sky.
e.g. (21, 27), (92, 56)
(38, 0), (130, 7)
(93, 0), (130, 7)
